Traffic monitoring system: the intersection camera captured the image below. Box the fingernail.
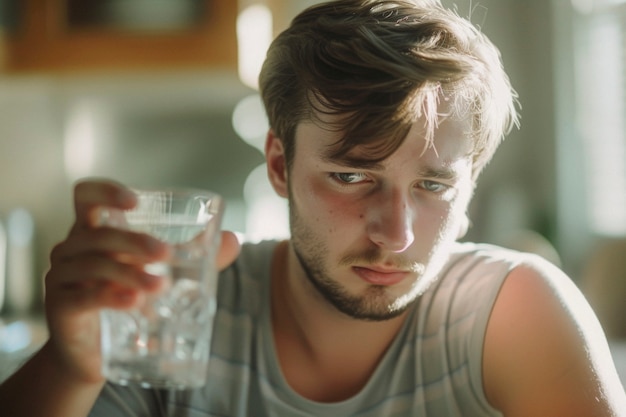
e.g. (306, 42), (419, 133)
(141, 273), (163, 286)
(117, 188), (138, 207)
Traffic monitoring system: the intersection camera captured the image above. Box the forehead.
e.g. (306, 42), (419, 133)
(295, 114), (474, 169)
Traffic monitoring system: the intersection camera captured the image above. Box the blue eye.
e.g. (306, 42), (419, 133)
(333, 172), (368, 184)
(419, 180), (449, 193)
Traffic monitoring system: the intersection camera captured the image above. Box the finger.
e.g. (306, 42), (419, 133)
(72, 178), (137, 230)
(48, 254), (166, 293)
(217, 231), (241, 270)
(51, 279), (146, 313)
(51, 227), (170, 266)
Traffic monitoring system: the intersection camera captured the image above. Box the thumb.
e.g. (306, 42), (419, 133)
(217, 231), (241, 270)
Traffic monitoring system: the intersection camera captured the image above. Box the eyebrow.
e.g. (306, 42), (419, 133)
(415, 166), (461, 181)
(321, 154), (385, 170)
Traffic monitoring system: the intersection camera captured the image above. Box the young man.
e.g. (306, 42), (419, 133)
(2, 0), (625, 415)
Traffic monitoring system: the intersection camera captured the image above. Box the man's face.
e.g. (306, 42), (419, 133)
(286, 115), (475, 321)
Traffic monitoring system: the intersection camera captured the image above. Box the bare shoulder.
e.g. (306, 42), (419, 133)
(483, 254), (626, 417)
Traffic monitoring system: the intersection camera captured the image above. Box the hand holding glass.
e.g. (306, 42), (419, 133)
(99, 187), (223, 389)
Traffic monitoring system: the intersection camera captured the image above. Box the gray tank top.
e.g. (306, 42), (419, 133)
(91, 241), (523, 416)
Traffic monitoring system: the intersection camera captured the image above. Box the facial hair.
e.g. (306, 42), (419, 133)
(289, 198), (424, 321)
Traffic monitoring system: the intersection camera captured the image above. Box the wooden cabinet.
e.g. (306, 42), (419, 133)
(1, 0), (238, 73)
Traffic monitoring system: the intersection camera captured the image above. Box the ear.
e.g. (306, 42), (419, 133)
(265, 129), (288, 198)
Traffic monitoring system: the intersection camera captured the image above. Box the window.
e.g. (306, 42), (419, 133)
(568, 0), (626, 236)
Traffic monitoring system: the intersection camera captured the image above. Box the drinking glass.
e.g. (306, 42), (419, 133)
(99, 187), (223, 389)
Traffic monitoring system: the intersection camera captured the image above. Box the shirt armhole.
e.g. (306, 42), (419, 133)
(467, 254), (520, 416)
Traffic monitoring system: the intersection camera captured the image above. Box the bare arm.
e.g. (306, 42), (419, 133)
(0, 179), (241, 417)
(0, 342), (104, 417)
(0, 180), (166, 417)
(483, 256), (626, 416)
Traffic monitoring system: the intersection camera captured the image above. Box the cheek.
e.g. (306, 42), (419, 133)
(299, 179), (362, 233)
(437, 199), (470, 239)
(414, 196), (466, 239)
(415, 208), (452, 244)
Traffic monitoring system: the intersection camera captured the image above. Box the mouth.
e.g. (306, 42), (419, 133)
(352, 266), (410, 286)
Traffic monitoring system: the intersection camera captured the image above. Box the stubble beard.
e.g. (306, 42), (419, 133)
(289, 200), (421, 322)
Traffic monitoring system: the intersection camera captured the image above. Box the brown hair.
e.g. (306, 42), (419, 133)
(258, 0), (519, 180)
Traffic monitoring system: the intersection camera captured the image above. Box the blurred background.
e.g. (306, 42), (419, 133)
(0, 0), (625, 373)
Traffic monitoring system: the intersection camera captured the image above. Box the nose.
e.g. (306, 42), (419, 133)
(366, 189), (415, 253)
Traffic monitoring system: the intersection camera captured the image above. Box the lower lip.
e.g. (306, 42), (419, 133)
(352, 267), (408, 286)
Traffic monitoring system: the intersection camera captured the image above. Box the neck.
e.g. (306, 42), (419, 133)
(270, 240), (409, 402)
